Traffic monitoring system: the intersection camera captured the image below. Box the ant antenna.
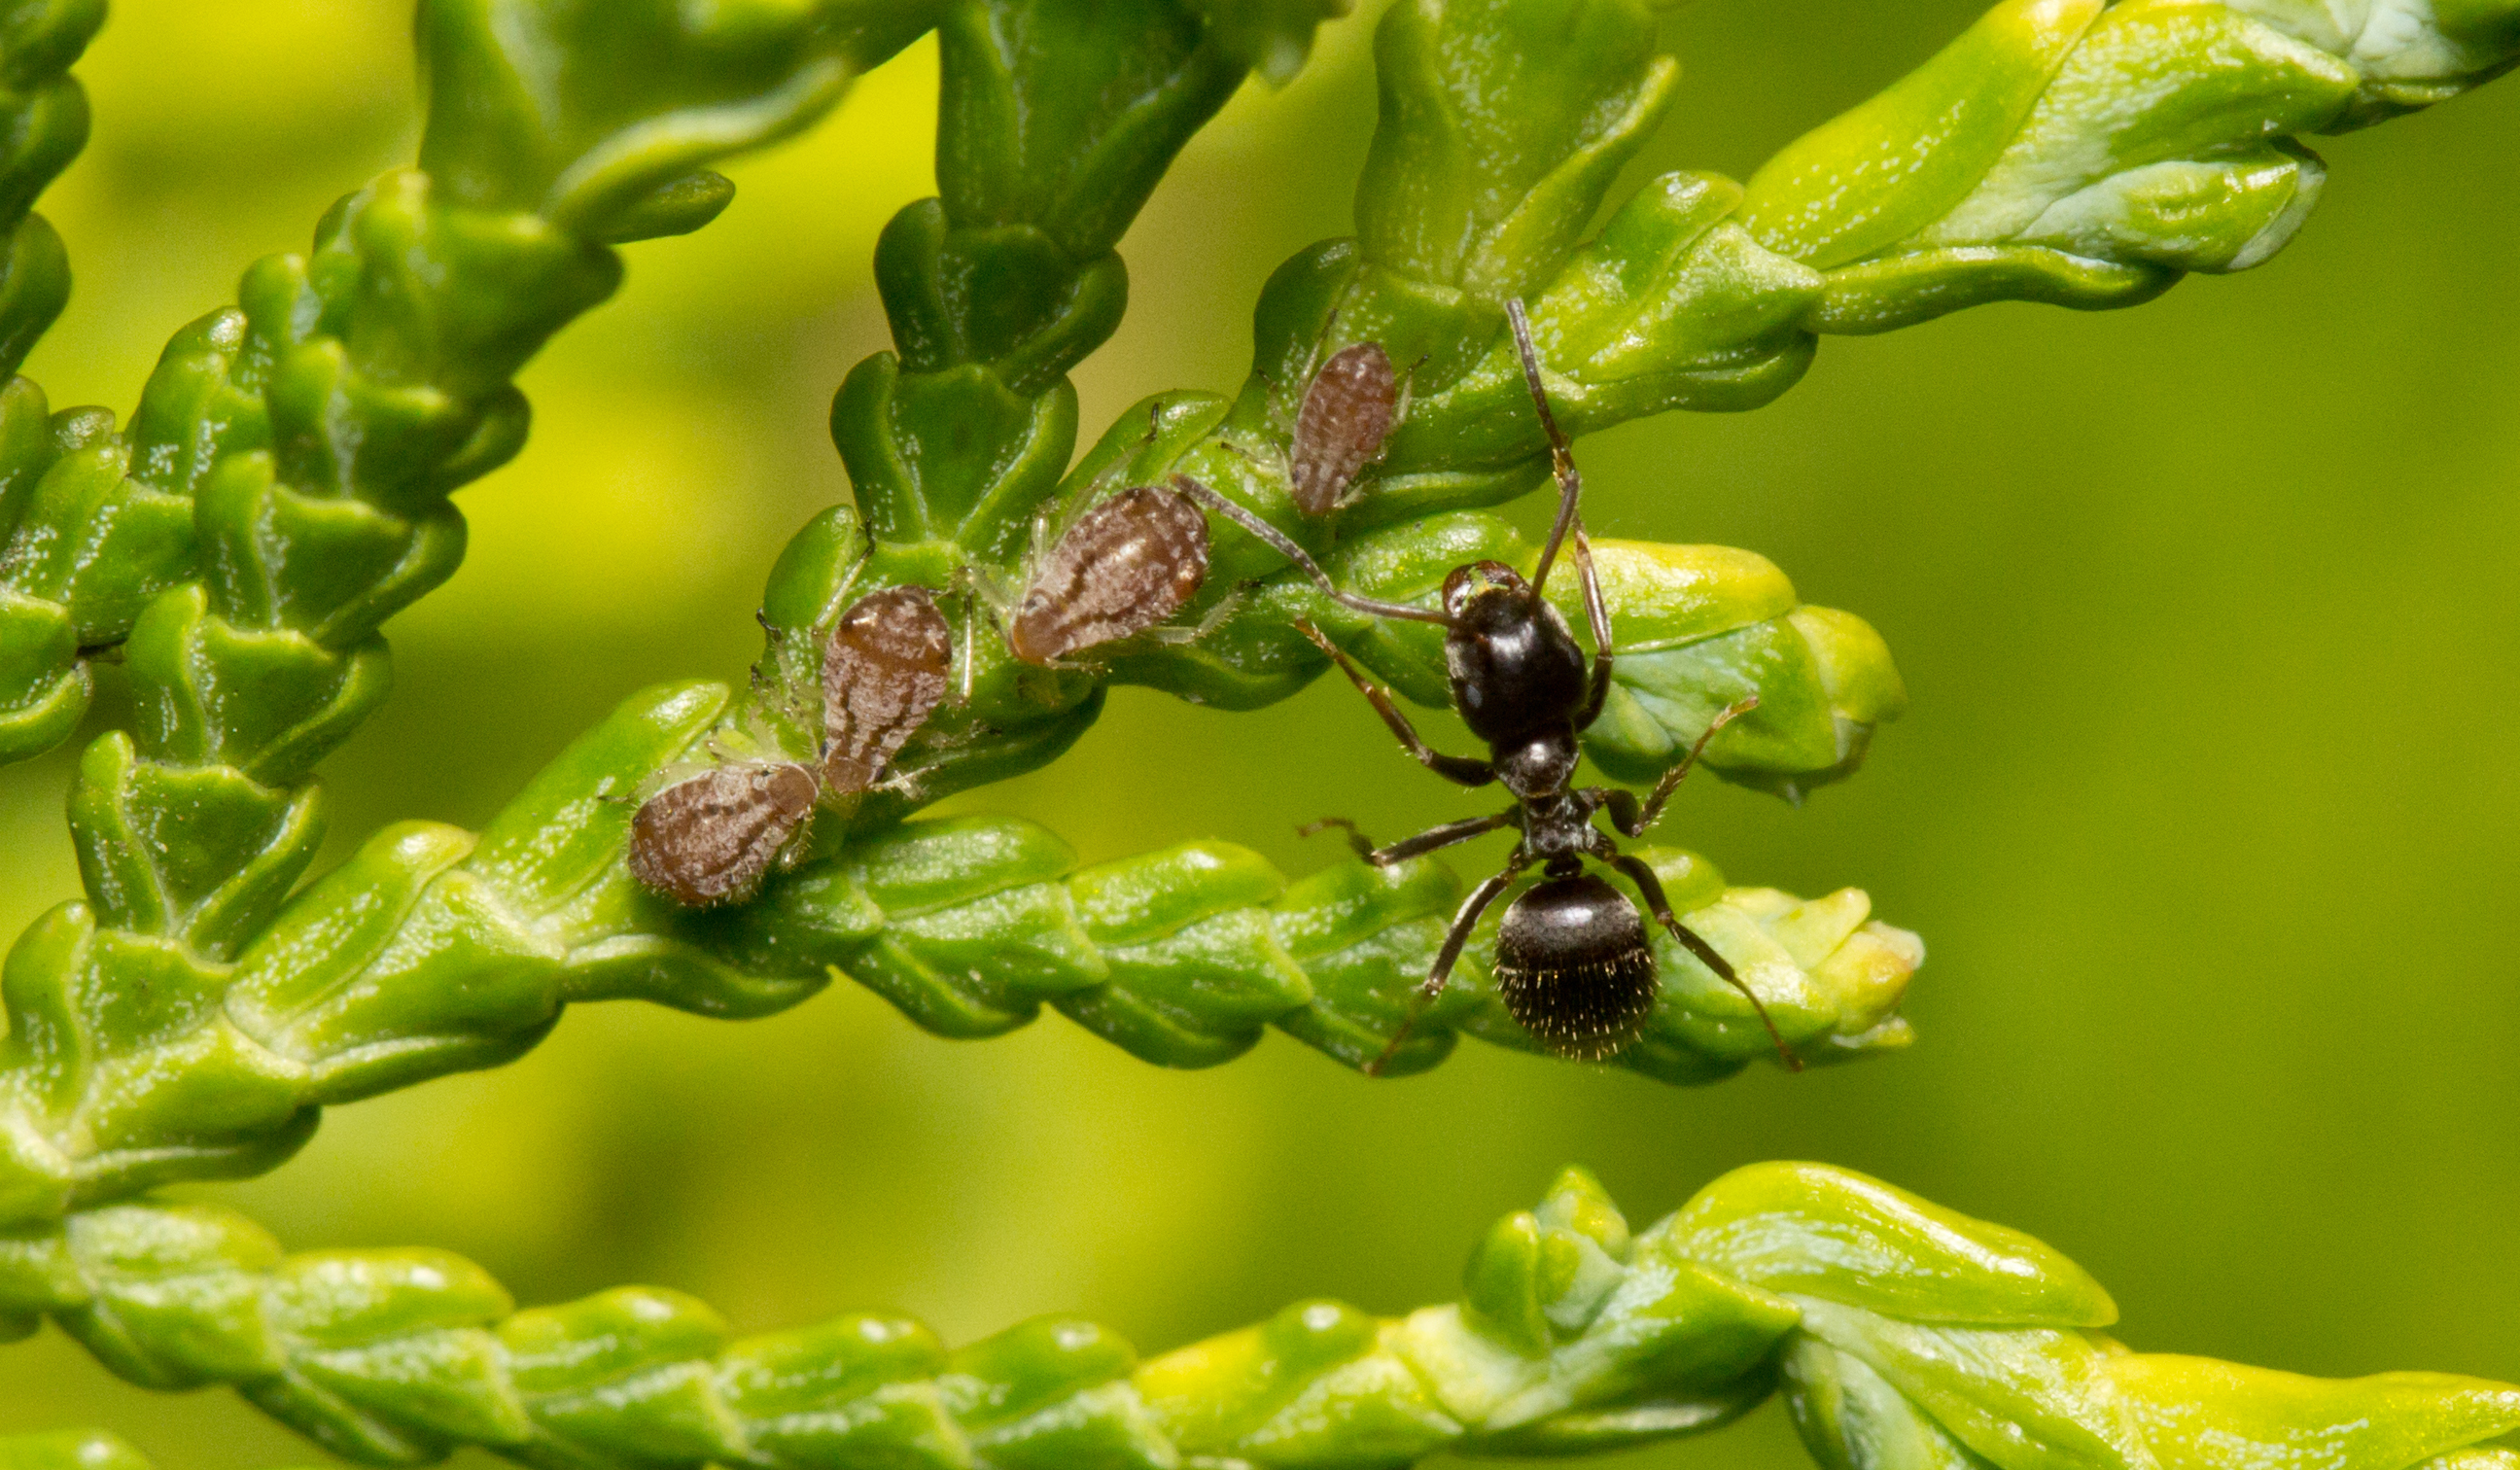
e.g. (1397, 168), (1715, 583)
(1173, 475), (1452, 626)
(1504, 298), (1583, 601)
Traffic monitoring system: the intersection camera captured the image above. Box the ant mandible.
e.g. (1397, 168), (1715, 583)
(1181, 298), (1800, 1075)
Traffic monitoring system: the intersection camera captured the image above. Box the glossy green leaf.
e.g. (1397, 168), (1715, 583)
(1356, 0), (1678, 300)
(2110, 1355), (2520, 1470)
(414, 0), (926, 232)
(1189, 0), (1356, 85)
(1670, 1163), (2118, 1328)
(1747, 0), (2519, 330)
(18, 1169), (2508, 1470)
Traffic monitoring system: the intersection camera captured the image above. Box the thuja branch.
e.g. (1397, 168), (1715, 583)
(782, 0), (2520, 834)
(2, 1165), (2512, 1470)
(0, 673), (1917, 1228)
(0, 0), (108, 761)
(0, 3), (952, 1210)
(1745, 0), (2520, 332)
(0, 1), (934, 771)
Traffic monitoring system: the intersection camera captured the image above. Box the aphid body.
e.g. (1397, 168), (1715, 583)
(628, 760), (821, 908)
(1288, 341), (1399, 517)
(1006, 484), (1210, 665)
(1181, 300), (1798, 1073)
(823, 584), (955, 792)
(630, 585), (951, 908)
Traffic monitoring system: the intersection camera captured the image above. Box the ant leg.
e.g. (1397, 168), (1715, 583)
(1301, 817), (1379, 858)
(1598, 696), (1761, 836)
(1308, 810), (1515, 864)
(1572, 526), (1616, 729)
(1601, 847), (1802, 1072)
(1293, 618), (1496, 788)
(1505, 298), (1582, 597)
(1365, 810), (1519, 866)
(1366, 852), (1528, 1076)
(1175, 474), (1452, 626)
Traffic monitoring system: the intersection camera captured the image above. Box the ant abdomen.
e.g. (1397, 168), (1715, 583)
(1492, 873), (1658, 1061)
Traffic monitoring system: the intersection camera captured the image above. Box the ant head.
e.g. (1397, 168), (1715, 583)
(1441, 559), (1527, 618)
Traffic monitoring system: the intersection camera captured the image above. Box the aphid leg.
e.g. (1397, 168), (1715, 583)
(1572, 526), (1617, 729)
(1364, 810), (1519, 865)
(960, 587), (979, 703)
(1504, 298), (1582, 598)
(748, 616), (828, 736)
(1140, 578), (1250, 647)
(1366, 852), (1527, 1076)
(950, 564), (1016, 703)
(1294, 618), (1496, 788)
(1300, 817), (1378, 859)
(873, 768), (929, 805)
(1175, 475), (1450, 625)
(1388, 353), (1422, 434)
(1600, 846), (1802, 1071)
(1599, 696), (1761, 836)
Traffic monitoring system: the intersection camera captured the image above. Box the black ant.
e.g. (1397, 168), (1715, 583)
(1181, 298), (1800, 1075)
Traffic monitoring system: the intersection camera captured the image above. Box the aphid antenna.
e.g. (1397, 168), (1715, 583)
(1031, 394), (1179, 558)
(1503, 297), (1584, 601)
(1278, 304), (1343, 421)
(1173, 474), (1450, 626)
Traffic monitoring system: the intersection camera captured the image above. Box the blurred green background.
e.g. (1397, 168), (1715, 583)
(2, 2), (2515, 1464)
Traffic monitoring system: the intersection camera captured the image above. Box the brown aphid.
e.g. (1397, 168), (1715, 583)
(822, 584), (952, 794)
(628, 760), (821, 908)
(1288, 341), (1398, 517)
(1007, 485), (1209, 664)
